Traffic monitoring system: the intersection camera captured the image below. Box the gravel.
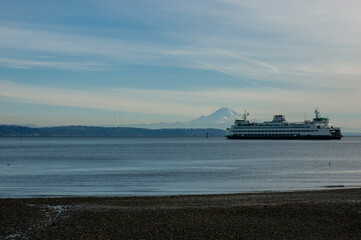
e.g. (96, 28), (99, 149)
(1, 188), (361, 239)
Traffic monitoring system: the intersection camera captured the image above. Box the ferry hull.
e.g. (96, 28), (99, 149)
(226, 135), (342, 140)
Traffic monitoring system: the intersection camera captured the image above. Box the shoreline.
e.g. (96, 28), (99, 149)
(0, 185), (357, 199)
(1, 188), (360, 239)
(1, 185), (357, 200)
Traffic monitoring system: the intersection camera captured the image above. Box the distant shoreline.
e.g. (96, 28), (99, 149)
(0, 125), (226, 137)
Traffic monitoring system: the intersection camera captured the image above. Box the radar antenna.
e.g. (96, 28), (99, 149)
(243, 110), (249, 121)
(314, 108), (321, 118)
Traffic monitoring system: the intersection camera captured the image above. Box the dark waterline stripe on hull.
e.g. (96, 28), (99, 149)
(226, 135), (342, 140)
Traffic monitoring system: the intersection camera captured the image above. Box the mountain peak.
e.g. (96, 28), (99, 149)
(191, 107), (242, 124)
(213, 107), (238, 115)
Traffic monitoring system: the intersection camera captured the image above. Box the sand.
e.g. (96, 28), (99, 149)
(1, 188), (361, 239)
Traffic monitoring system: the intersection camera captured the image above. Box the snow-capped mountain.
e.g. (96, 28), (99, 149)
(190, 107), (243, 124)
(124, 107), (243, 129)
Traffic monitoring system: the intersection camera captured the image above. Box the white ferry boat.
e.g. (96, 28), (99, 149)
(226, 109), (342, 140)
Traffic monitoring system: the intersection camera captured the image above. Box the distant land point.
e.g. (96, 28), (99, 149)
(0, 125), (226, 137)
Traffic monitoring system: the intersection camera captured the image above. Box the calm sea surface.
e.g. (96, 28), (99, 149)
(1, 137), (361, 198)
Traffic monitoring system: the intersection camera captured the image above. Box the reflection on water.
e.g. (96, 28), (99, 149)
(1, 136), (361, 198)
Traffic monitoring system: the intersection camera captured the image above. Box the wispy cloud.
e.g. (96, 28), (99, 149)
(202, 0), (361, 47)
(0, 25), (286, 85)
(1, 17), (359, 89)
(0, 26), (162, 60)
(206, 46), (279, 73)
(0, 57), (106, 71)
(297, 63), (361, 76)
(0, 80), (359, 125)
(0, 80), (214, 117)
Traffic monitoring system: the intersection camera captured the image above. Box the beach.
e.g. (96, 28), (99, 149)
(1, 188), (360, 239)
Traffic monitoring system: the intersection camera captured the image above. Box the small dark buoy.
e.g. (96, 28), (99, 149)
(7, 163), (10, 166)
(206, 133), (208, 138)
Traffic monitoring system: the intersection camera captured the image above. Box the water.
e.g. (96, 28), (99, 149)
(0, 137), (360, 198)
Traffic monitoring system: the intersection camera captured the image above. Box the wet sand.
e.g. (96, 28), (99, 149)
(1, 188), (361, 239)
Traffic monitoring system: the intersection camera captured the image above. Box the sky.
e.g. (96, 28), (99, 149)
(1, 0), (361, 130)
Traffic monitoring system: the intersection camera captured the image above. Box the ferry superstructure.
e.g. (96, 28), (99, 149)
(226, 109), (342, 140)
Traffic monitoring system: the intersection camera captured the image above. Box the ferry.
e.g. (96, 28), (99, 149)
(226, 109), (342, 140)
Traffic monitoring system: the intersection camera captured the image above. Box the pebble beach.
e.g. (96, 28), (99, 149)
(1, 188), (361, 239)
